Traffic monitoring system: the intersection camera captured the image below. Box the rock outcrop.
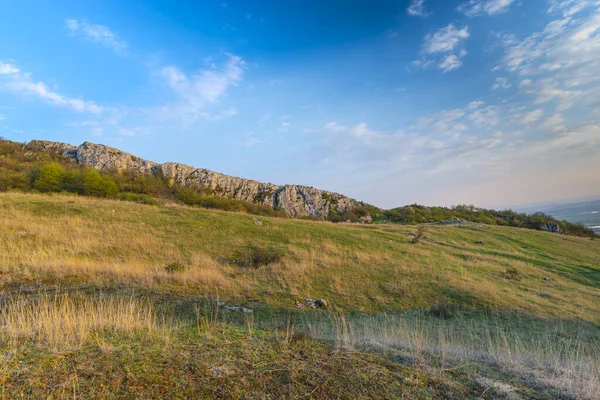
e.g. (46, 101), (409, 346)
(24, 140), (366, 219)
(539, 222), (561, 233)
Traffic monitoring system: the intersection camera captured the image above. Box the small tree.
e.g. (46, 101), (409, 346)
(82, 169), (118, 197)
(61, 170), (84, 193)
(33, 163), (65, 192)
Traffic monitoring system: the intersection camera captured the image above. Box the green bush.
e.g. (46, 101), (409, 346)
(118, 192), (159, 206)
(61, 170), (84, 193)
(33, 163), (65, 192)
(0, 169), (29, 191)
(82, 170), (118, 197)
(231, 244), (284, 268)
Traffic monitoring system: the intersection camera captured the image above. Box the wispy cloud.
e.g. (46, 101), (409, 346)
(458, 0), (516, 17)
(515, 109), (544, 125)
(0, 61), (20, 75)
(439, 54), (464, 72)
(414, 25), (470, 72)
(422, 25), (470, 54)
(65, 19), (127, 53)
(491, 77), (511, 90)
(199, 107), (238, 122)
(1, 60), (103, 115)
(157, 54), (244, 123)
(407, 0), (429, 17)
(498, 1), (599, 112)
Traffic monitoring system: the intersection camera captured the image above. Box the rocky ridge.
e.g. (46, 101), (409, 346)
(24, 140), (365, 219)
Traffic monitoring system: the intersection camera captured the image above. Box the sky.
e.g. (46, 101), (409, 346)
(1, 0), (599, 209)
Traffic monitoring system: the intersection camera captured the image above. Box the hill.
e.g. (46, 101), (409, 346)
(1, 138), (596, 238)
(0, 193), (599, 398)
(526, 199), (600, 234)
(22, 139), (368, 219)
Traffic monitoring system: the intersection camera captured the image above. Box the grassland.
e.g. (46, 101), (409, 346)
(1, 192), (599, 398)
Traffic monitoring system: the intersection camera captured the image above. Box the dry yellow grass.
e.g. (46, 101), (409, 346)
(0, 193), (599, 398)
(0, 294), (172, 351)
(0, 192), (599, 322)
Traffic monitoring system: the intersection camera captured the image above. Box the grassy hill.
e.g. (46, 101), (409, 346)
(1, 193), (599, 398)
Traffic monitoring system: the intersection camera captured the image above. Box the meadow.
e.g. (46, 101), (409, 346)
(0, 192), (599, 398)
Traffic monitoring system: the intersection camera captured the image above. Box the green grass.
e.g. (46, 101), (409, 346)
(0, 192), (599, 398)
(1, 192), (598, 321)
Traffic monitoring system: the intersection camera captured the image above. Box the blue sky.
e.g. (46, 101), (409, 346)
(1, 0), (599, 208)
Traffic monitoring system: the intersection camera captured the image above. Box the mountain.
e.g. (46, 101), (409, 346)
(24, 140), (368, 220)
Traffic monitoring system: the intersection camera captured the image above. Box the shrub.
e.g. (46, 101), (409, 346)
(231, 244), (284, 268)
(82, 170), (118, 197)
(118, 192), (159, 206)
(33, 163), (65, 192)
(505, 267), (521, 281)
(0, 169), (29, 191)
(61, 170), (84, 193)
(429, 302), (459, 319)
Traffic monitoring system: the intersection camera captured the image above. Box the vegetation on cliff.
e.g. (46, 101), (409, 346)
(0, 138), (596, 236)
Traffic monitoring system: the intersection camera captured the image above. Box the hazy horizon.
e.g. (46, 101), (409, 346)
(1, 0), (599, 209)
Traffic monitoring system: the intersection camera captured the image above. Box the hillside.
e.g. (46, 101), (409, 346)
(2, 138), (595, 238)
(23, 140), (366, 219)
(530, 199), (600, 234)
(1, 193), (599, 398)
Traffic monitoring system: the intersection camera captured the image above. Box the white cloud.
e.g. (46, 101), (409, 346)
(515, 109), (544, 125)
(491, 77), (511, 90)
(415, 25), (470, 72)
(468, 106), (501, 125)
(199, 107), (238, 122)
(0, 61), (19, 75)
(459, 0), (516, 17)
(521, 123), (600, 157)
(548, 0), (597, 17)
(65, 19), (127, 53)
(423, 25), (470, 54)
(439, 54), (463, 72)
(497, 1), (600, 116)
(158, 54), (244, 122)
(468, 100), (485, 109)
(1, 62), (103, 115)
(407, 0), (429, 17)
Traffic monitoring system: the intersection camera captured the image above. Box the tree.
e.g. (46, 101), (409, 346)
(61, 170), (84, 193)
(33, 163), (65, 192)
(82, 169), (118, 197)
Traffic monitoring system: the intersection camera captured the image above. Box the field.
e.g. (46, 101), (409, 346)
(1, 193), (599, 398)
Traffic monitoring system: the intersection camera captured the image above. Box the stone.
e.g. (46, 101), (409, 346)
(24, 140), (368, 220)
(539, 222), (562, 233)
(223, 305), (253, 313)
(296, 298), (328, 309)
(314, 299), (328, 308)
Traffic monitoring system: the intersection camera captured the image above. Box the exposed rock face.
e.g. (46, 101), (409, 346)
(24, 140), (366, 219)
(539, 222), (561, 233)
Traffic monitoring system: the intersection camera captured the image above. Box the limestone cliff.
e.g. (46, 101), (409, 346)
(25, 140), (366, 219)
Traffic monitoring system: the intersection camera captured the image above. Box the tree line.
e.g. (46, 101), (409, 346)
(381, 204), (596, 238)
